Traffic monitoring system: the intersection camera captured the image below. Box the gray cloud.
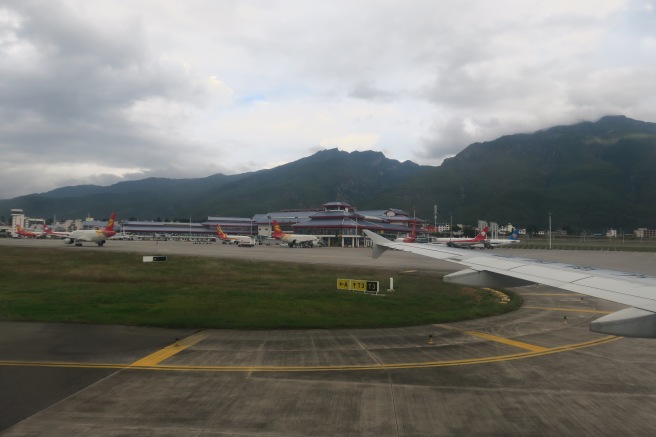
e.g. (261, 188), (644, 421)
(1, 0), (655, 200)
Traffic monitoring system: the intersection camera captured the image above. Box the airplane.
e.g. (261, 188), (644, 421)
(431, 227), (489, 248)
(44, 224), (71, 238)
(473, 228), (521, 249)
(63, 213), (116, 246)
(364, 229), (656, 338)
(15, 225), (45, 238)
(396, 220), (418, 243)
(216, 225), (255, 246)
(271, 220), (320, 248)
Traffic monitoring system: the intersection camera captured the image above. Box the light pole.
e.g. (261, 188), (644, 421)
(450, 212), (453, 238)
(548, 212), (552, 250)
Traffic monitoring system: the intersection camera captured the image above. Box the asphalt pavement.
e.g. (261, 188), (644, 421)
(2, 238), (656, 435)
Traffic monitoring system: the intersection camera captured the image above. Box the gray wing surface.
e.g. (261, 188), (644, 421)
(364, 230), (656, 338)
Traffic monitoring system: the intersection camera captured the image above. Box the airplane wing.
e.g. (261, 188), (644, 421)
(363, 230), (656, 338)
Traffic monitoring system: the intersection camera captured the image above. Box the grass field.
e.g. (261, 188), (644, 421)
(0, 247), (521, 329)
(509, 237), (656, 252)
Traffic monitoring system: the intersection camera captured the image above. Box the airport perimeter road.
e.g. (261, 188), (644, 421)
(3, 239), (656, 435)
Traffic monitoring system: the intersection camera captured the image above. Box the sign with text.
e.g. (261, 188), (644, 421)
(337, 279), (380, 294)
(143, 256), (167, 262)
(337, 279), (351, 290)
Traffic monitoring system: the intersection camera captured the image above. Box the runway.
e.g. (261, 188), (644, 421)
(2, 238), (656, 435)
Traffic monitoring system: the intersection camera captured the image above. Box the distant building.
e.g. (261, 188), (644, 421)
(119, 201), (420, 247)
(253, 202), (417, 247)
(10, 209), (24, 238)
(635, 228), (656, 238)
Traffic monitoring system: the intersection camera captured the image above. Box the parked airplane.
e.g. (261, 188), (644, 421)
(44, 224), (71, 238)
(216, 225), (255, 246)
(431, 227), (489, 248)
(364, 229), (656, 338)
(482, 228), (520, 248)
(467, 228), (521, 249)
(271, 220), (320, 248)
(15, 225), (45, 238)
(63, 213), (116, 246)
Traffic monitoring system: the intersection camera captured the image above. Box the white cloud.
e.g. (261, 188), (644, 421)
(1, 0), (655, 200)
(319, 134), (380, 151)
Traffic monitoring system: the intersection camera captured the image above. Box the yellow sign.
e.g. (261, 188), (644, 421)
(351, 280), (367, 292)
(337, 279), (379, 293)
(337, 279), (351, 290)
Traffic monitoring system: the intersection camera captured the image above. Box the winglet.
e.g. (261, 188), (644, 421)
(372, 244), (389, 259)
(363, 230), (391, 259)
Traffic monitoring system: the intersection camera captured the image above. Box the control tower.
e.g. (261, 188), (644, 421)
(10, 209), (25, 238)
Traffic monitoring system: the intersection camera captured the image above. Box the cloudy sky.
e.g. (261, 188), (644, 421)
(1, 0), (655, 199)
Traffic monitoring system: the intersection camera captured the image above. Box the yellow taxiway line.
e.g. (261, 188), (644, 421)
(0, 333), (619, 373)
(129, 332), (207, 367)
(123, 335), (621, 372)
(462, 330), (549, 352)
(521, 293), (582, 296)
(524, 306), (612, 315)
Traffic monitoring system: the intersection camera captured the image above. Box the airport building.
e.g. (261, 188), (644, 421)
(9, 209), (46, 238)
(252, 202), (419, 247)
(118, 201), (421, 246)
(635, 228), (656, 239)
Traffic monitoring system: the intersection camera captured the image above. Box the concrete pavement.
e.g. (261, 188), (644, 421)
(2, 238), (656, 435)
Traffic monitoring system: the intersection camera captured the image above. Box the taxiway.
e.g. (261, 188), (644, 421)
(1, 238), (656, 435)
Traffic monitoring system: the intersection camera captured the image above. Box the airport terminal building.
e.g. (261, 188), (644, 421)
(119, 201), (421, 246)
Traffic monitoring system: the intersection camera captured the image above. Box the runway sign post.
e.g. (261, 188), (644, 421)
(337, 279), (380, 294)
(143, 256), (167, 262)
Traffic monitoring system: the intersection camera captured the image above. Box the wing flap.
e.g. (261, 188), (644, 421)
(444, 269), (534, 288)
(510, 265), (592, 283)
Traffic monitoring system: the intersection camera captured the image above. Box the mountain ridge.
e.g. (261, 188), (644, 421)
(2, 116), (656, 231)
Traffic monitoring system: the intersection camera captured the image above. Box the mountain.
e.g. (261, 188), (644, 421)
(2, 115), (656, 231)
(0, 150), (424, 222)
(387, 115), (656, 231)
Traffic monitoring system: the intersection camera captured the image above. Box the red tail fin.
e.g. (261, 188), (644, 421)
(105, 213), (116, 231)
(272, 220), (285, 238)
(216, 225), (229, 240)
(103, 213), (116, 237)
(474, 227), (489, 241)
(402, 220), (417, 243)
(16, 225), (35, 237)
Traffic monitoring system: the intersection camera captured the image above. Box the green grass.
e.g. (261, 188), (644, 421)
(0, 247), (521, 329)
(508, 237), (656, 252)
